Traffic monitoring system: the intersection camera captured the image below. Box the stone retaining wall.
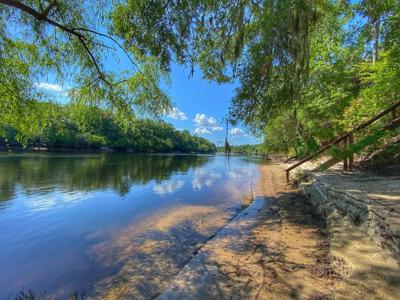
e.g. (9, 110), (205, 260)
(302, 178), (400, 257)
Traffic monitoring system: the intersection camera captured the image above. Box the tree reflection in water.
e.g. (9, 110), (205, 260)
(0, 153), (212, 203)
(0, 153), (259, 298)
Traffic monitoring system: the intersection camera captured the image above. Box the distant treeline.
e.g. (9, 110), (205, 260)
(218, 144), (264, 156)
(0, 102), (216, 154)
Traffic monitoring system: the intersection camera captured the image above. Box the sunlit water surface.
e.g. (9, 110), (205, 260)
(0, 153), (260, 298)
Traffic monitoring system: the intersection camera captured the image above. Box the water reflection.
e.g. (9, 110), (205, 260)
(26, 191), (95, 211)
(0, 153), (260, 298)
(227, 167), (254, 179)
(0, 153), (211, 204)
(191, 168), (222, 190)
(153, 180), (185, 196)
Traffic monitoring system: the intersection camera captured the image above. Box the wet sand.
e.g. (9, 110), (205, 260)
(89, 203), (244, 299)
(86, 168), (255, 299)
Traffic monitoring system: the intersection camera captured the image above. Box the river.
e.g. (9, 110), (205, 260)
(0, 153), (261, 298)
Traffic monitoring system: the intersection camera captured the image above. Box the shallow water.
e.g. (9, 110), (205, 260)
(0, 153), (260, 298)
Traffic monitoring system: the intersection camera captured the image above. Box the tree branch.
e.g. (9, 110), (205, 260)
(42, 2), (56, 18)
(77, 35), (113, 87)
(72, 27), (145, 77)
(0, 0), (142, 87)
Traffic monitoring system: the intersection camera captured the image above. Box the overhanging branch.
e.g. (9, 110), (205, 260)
(0, 0), (143, 87)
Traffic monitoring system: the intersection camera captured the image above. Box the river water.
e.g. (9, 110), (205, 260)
(0, 153), (260, 298)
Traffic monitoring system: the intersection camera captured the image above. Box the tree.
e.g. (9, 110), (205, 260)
(0, 100), (217, 153)
(0, 0), (170, 123)
(112, 0), (321, 130)
(357, 0), (396, 64)
(3, 0), (399, 159)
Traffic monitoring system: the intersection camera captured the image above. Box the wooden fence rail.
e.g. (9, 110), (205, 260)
(285, 101), (400, 183)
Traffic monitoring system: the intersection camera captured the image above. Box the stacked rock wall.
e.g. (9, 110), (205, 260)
(302, 178), (400, 257)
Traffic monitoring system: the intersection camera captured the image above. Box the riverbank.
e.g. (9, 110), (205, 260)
(6, 155), (398, 299)
(157, 161), (400, 299)
(157, 163), (335, 299)
(0, 147), (216, 155)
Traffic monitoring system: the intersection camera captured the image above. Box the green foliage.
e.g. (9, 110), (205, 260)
(217, 144), (265, 156)
(110, 0), (400, 160)
(112, 0), (321, 126)
(263, 110), (311, 157)
(2, 1), (400, 161)
(0, 102), (216, 154)
(0, 0), (171, 119)
(328, 128), (398, 163)
(261, 0), (400, 158)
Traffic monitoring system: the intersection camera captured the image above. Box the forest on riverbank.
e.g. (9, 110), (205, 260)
(1, 1), (399, 160)
(0, 102), (216, 153)
(217, 144), (264, 156)
(255, 1), (400, 159)
(217, 1), (400, 160)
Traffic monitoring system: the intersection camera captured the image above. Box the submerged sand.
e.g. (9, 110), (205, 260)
(157, 163), (333, 299)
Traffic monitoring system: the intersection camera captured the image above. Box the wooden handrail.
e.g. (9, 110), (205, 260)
(285, 100), (400, 182)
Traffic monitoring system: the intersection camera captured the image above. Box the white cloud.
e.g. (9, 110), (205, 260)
(166, 107), (187, 120)
(230, 127), (244, 136)
(194, 113), (218, 128)
(194, 127), (212, 135)
(36, 82), (63, 92)
(193, 113), (223, 134)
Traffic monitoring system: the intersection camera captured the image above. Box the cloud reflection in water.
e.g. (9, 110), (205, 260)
(191, 169), (222, 190)
(153, 180), (185, 196)
(227, 168), (254, 179)
(25, 191), (94, 211)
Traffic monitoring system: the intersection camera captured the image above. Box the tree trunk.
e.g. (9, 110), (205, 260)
(372, 18), (380, 65)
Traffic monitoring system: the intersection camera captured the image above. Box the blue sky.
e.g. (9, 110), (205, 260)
(37, 62), (260, 146)
(163, 64), (260, 146)
(31, 16), (261, 146)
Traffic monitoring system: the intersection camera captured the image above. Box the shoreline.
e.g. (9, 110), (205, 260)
(156, 162), (334, 299)
(156, 160), (400, 299)
(0, 149), (217, 156)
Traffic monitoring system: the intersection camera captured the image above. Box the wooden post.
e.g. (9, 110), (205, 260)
(343, 137), (348, 170)
(349, 133), (354, 170)
(286, 170), (290, 183)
